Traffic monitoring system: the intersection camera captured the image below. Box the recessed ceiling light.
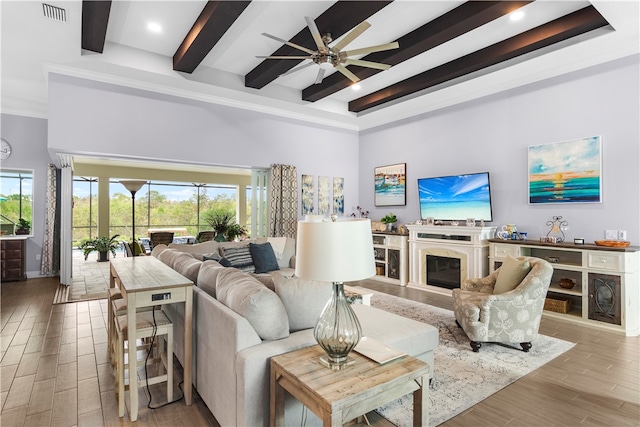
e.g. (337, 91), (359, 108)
(352, 84), (361, 91)
(510, 11), (525, 21)
(147, 22), (162, 33)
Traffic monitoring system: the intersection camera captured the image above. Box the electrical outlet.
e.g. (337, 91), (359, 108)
(605, 230), (618, 240)
(36, 254), (41, 261)
(619, 230), (627, 240)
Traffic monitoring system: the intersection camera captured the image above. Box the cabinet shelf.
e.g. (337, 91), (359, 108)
(489, 240), (639, 336)
(371, 233), (408, 286)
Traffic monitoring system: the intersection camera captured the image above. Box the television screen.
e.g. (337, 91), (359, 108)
(417, 172), (493, 222)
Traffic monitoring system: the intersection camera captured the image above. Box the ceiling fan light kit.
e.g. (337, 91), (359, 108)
(258, 16), (399, 84)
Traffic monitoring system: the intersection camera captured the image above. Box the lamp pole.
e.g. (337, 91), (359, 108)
(119, 180), (147, 256)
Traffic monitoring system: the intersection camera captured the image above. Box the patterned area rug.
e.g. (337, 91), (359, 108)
(369, 291), (575, 427)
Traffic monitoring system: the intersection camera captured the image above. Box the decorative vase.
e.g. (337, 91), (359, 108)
(314, 282), (362, 369)
(386, 222), (395, 231)
(98, 251), (109, 262)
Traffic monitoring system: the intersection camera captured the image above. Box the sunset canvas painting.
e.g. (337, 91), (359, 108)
(528, 136), (602, 204)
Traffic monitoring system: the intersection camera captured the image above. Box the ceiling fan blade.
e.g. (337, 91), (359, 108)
(344, 58), (391, 71)
(261, 32), (316, 55)
(314, 68), (326, 84)
(335, 64), (360, 83)
(344, 41), (399, 57)
(279, 61), (315, 77)
(304, 17), (327, 54)
(256, 56), (313, 60)
(332, 21), (371, 52)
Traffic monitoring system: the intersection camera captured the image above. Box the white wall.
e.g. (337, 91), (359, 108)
(359, 55), (640, 244)
(47, 74), (360, 219)
(0, 114), (50, 276)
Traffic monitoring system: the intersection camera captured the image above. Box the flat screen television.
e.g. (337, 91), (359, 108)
(417, 172), (493, 222)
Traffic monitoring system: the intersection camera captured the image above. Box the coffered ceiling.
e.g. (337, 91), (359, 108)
(1, 1), (638, 130)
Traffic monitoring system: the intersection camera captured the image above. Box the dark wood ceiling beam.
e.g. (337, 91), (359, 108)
(302, 1), (532, 102)
(349, 5), (609, 113)
(82, 0), (112, 53)
(173, 1), (251, 73)
(244, 1), (392, 90)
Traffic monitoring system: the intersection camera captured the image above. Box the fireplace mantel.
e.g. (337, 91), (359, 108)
(406, 224), (496, 291)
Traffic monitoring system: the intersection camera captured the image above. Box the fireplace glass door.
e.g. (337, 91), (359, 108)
(426, 255), (461, 289)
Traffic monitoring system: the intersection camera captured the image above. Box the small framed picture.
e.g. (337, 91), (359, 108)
(374, 163), (406, 207)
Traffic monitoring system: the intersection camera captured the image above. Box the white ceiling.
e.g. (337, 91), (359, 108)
(1, 1), (638, 131)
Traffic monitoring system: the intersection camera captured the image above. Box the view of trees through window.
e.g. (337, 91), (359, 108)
(0, 170), (33, 235)
(73, 177), (252, 246)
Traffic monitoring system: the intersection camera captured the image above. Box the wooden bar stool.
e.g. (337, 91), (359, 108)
(113, 309), (174, 418)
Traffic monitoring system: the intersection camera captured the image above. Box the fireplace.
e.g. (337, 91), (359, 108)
(406, 224), (495, 291)
(427, 255), (461, 289)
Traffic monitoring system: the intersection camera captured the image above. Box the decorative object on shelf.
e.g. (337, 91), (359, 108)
(558, 277), (576, 289)
(466, 218), (476, 227)
(450, 221), (459, 226)
(518, 232), (528, 240)
(546, 216), (568, 243)
(381, 212), (397, 231)
(351, 206), (369, 218)
(544, 297), (571, 313)
(78, 234), (121, 262)
(120, 180), (147, 256)
(295, 217), (375, 370)
(15, 218), (31, 235)
(425, 217), (434, 226)
(574, 238), (585, 245)
(374, 163), (406, 207)
(594, 240), (630, 247)
(528, 136), (602, 204)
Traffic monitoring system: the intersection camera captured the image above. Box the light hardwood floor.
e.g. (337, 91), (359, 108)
(1, 277), (638, 426)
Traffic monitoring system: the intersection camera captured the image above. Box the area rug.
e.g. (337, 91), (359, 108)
(367, 291), (575, 427)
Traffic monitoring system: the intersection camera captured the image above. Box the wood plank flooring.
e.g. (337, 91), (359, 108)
(1, 276), (639, 426)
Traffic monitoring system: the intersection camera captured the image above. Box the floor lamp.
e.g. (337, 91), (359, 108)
(119, 180), (147, 256)
(295, 215), (375, 369)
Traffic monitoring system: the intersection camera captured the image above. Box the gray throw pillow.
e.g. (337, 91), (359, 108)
(273, 272), (332, 332)
(249, 242), (280, 274)
(220, 246), (254, 273)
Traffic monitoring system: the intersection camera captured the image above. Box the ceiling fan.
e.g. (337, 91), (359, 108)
(257, 17), (399, 84)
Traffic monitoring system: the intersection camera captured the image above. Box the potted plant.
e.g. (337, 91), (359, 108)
(78, 234), (120, 262)
(203, 210), (236, 242)
(226, 223), (248, 242)
(381, 213), (397, 231)
(15, 218), (31, 235)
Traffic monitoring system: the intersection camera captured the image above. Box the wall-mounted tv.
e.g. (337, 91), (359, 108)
(417, 172), (493, 222)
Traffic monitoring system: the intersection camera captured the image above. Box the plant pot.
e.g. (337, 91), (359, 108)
(15, 229), (30, 235)
(386, 223), (395, 231)
(97, 251), (109, 262)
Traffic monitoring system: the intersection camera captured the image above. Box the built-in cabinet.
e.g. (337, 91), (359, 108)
(372, 232), (409, 286)
(1, 236), (28, 282)
(489, 239), (639, 336)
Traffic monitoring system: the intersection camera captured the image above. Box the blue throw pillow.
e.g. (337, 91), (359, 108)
(249, 242), (280, 274)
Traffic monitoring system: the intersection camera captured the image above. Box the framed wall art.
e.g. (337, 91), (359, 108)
(301, 174), (314, 214)
(317, 176), (330, 215)
(374, 163), (406, 207)
(528, 136), (602, 204)
(333, 177), (344, 215)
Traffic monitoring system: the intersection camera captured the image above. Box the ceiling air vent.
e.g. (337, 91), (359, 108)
(42, 3), (67, 22)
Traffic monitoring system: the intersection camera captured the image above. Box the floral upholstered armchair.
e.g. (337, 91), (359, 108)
(452, 256), (553, 352)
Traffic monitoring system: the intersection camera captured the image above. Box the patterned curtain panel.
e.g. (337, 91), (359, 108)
(269, 164), (298, 238)
(41, 164), (60, 276)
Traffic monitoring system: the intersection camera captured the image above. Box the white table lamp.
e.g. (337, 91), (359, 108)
(295, 216), (375, 369)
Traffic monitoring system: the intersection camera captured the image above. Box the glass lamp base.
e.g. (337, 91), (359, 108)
(318, 355), (356, 371)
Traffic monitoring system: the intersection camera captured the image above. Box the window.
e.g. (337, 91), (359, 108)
(0, 169), (33, 235)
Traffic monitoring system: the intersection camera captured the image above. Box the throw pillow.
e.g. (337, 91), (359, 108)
(249, 242), (280, 274)
(273, 272), (332, 332)
(494, 255), (531, 294)
(220, 246), (254, 273)
(203, 252), (232, 267)
(216, 268), (289, 340)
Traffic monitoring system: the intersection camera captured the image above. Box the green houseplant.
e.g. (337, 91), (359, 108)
(78, 234), (120, 262)
(381, 213), (397, 231)
(15, 218), (31, 235)
(203, 210), (247, 242)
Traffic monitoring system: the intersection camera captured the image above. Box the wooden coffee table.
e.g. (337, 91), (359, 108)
(270, 345), (429, 427)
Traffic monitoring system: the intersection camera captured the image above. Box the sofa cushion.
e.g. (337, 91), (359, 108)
(173, 254), (202, 283)
(220, 246), (255, 273)
(196, 260), (225, 298)
(494, 255), (531, 294)
(150, 244), (168, 257)
(273, 272), (332, 332)
(216, 268), (289, 340)
(157, 248), (181, 267)
(249, 242), (280, 274)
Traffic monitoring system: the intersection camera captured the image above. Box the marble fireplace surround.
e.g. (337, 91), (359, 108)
(407, 225), (496, 291)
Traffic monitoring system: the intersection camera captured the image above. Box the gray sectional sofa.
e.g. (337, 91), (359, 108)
(152, 237), (439, 427)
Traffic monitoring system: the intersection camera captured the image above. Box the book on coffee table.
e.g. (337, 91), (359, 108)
(354, 336), (406, 364)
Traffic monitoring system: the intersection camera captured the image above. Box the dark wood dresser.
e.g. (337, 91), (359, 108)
(1, 236), (28, 281)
